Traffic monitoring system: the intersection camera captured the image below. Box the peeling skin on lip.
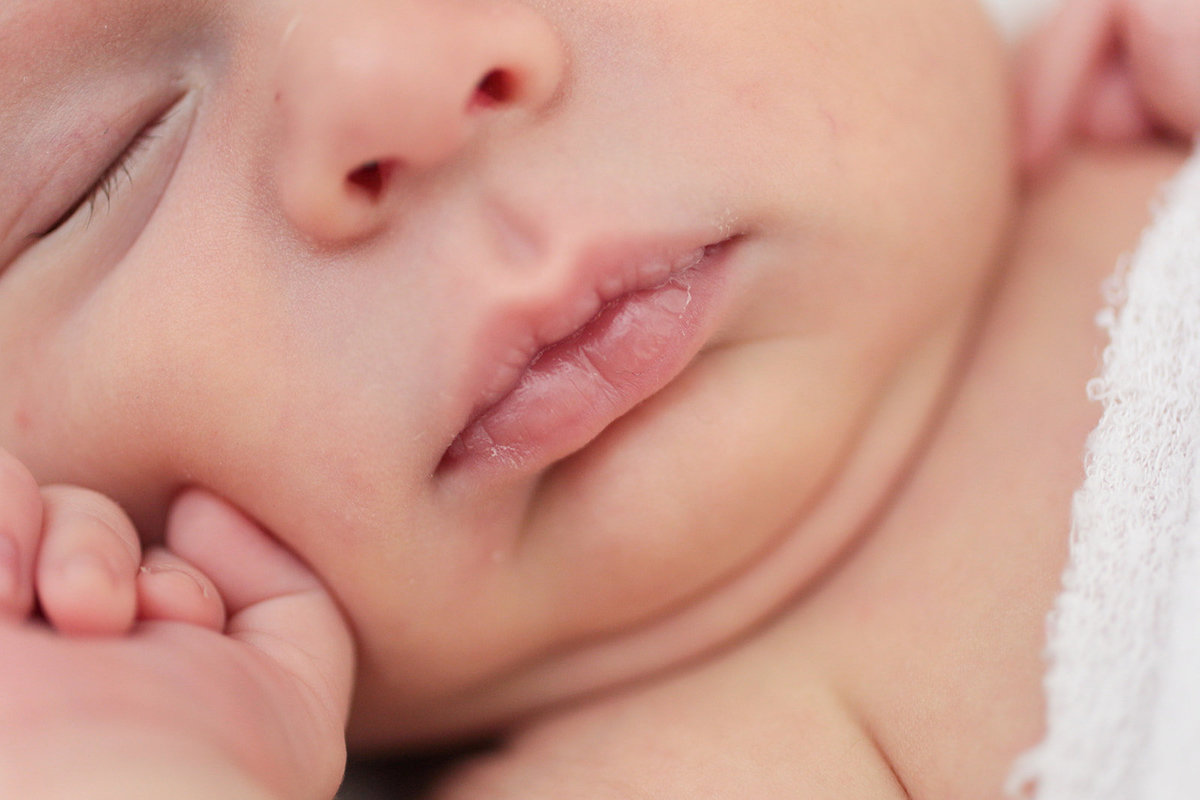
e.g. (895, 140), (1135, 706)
(439, 236), (736, 476)
(463, 239), (728, 424)
(652, 277), (693, 315)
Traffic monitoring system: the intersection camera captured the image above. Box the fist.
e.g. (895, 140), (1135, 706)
(1020, 0), (1200, 170)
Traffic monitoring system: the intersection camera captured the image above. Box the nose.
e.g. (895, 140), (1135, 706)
(273, 0), (565, 245)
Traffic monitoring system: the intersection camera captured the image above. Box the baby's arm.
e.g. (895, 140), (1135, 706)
(0, 449), (354, 799)
(1020, 0), (1200, 170)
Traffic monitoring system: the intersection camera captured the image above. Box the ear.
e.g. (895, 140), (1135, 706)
(1017, 0), (1155, 174)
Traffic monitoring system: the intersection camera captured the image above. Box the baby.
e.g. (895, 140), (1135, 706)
(0, 0), (1195, 797)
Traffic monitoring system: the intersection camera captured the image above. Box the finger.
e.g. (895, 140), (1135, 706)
(165, 490), (354, 799)
(0, 450), (42, 620)
(165, 490), (355, 732)
(36, 486), (141, 636)
(1124, 0), (1200, 135)
(137, 547), (226, 631)
(1019, 0), (1120, 172)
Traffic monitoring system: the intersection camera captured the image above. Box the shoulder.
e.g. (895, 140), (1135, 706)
(431, 647), (908, 799)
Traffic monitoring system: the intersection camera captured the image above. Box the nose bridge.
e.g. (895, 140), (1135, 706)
(273, 0), (566, 245)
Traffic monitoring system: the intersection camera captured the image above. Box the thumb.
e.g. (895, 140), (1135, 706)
(164, 489), (356, 746)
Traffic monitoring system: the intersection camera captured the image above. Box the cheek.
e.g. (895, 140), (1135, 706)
(0, 316), (48, 450)
(0, 267), (145, 490)
(58, 237), (437, 554)
(0, 234), (300, 526)
(0, 358), (60, 476)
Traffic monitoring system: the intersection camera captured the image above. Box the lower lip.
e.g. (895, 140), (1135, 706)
(438, 242), (735, 477)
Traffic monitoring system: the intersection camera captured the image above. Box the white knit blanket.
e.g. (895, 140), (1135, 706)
(1008, 149), (1200, 799)
(975, 0), (1200, 789)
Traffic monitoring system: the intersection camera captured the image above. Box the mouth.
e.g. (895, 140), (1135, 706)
(437, 234), (740, 478)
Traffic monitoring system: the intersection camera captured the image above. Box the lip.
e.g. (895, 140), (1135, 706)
(437, 233), (740, 478)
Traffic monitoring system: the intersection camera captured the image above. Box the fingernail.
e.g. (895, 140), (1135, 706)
(141, 563), (210, 598)
(0, 535), (18, 603)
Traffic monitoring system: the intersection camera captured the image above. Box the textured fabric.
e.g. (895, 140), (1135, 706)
(1010, 149), (1200, 799)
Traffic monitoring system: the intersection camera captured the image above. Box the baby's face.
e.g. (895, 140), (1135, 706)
(0, 0), (1011, 744)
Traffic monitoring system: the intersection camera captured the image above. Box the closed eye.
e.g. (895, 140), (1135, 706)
(35, 108), (176, 240)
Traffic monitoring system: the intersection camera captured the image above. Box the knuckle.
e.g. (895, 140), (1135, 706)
(42, 486), (141, 564)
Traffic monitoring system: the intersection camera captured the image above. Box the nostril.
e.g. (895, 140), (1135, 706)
(473, 69), (516, 108)
(346, 160), (394, 201)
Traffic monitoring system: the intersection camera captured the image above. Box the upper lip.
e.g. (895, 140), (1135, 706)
(441, 228), (738, 460)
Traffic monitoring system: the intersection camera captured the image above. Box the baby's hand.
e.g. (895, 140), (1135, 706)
(0, 449), (355, 799)
(1019, 0), (1200, 171)
(0, 461), (224, 636)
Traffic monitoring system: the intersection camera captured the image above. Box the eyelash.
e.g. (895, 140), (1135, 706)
(37, 112), (172, 239)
